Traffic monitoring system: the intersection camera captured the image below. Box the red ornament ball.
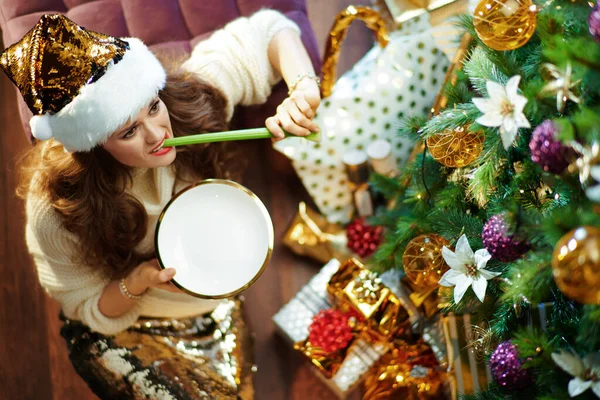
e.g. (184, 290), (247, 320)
(346, 218), (383, 258)
(308, 309), (354, 353)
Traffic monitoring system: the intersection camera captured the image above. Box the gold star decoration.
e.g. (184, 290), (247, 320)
(541, 62), (582, 113)
(568, 141), (600, 187)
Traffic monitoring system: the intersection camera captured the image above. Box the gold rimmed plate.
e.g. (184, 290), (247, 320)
(155, 179), (273, 299)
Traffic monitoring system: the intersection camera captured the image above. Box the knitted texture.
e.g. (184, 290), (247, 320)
(182, 9), (300, 121)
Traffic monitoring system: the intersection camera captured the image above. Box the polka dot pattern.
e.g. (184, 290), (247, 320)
(274, 29), (450, 223)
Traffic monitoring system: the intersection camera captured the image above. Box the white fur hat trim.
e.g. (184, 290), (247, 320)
(29, 38), (166, 152)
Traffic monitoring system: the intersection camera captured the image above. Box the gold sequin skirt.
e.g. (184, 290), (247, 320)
(60, 299), (254, 400)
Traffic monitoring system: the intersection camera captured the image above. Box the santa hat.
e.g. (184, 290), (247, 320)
(0, 14), (166, 152)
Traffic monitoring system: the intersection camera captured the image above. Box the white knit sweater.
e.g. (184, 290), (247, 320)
(25, 10), (299, 335)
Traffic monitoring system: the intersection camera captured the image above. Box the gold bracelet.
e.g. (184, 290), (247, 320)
(287, 73), (321, 95)
(119, 277), (147, 300)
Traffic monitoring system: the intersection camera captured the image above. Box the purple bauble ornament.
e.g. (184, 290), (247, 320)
(490, 341), (532, 390)
(590, 2), (600, 45)
(482, 213), (530, 262)
(529, 120), (575, 174)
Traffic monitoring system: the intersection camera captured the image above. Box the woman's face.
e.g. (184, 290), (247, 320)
(103, 97), (176, 168)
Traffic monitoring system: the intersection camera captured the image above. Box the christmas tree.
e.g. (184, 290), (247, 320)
(369, 0), (600, 398)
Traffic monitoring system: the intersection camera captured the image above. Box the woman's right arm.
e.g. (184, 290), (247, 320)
(98, 259), (178, 318)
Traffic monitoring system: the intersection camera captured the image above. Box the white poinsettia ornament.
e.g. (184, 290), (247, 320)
(438, 234), (500, 303)
(473, 75), (531, 149)
(552, 350), (600, 398)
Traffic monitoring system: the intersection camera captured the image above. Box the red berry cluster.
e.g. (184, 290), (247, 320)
(346, 218), (383, 258)
(307, 309), (354, 353)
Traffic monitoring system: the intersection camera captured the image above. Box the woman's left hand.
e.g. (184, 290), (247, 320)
(266, 78), (321, 141)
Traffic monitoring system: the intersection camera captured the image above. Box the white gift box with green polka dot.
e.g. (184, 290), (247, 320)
(274, 29), (450, 223)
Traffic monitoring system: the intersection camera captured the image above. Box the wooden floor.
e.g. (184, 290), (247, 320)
(0, 1), (372, 399)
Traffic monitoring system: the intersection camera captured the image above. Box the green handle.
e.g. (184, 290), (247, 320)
(162, 127), (321, 147)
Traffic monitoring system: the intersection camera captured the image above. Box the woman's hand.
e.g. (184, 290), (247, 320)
(126, 258), (183, 295)
(266, 77), (321, 141)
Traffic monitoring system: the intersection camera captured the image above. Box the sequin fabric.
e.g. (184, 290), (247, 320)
(60, 299), (254, 400)
(0, 14), (127, 115)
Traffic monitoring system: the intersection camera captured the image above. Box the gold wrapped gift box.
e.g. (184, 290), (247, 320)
(282, 202), (351, 264)
(274, 258), (447, 398)
(363, 340), (451, 400)
(273, 259), (391, 397)
(288, 258), (454, 398)
(328, 258), (415, 341)
(293, 258), (413, 381)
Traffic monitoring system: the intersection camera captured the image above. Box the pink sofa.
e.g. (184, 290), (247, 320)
(0, 0), (321, 140)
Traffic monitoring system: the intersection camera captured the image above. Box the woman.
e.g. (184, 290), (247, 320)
(0, 10), (320, 399)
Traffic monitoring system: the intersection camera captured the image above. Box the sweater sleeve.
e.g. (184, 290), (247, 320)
(25, 195), (142, 335)
(181, 9), (301, 121)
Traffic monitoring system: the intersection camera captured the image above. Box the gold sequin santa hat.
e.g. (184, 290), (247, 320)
(0, 14), (166, 152)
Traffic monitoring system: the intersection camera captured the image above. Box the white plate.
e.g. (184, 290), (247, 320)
(155, 179), (273, 298)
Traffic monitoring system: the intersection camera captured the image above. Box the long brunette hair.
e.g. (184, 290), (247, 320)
(17, 66), (244, 277)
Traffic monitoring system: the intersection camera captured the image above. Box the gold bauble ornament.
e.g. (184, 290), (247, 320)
(426, 126), (484, 168)
(473, 0), (538, 51)
(552, 226), (600, 305)
(403, 234), (451, 290)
